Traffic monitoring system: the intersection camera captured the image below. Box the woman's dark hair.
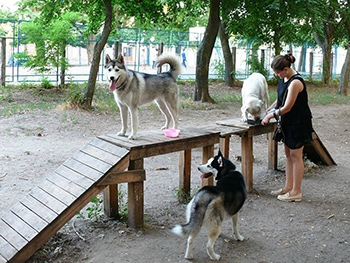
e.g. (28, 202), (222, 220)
(271, 51), (296, 70)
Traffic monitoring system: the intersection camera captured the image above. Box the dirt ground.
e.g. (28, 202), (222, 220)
(0, 84), (349, 263)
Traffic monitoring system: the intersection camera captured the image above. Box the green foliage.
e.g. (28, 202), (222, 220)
(40, 76), (53, 89)
(0, 86), (13, 102)
(248, 54), (268, 78)
(85, 196), (104, 222)
(118, 184), (128, 222)
(66, 82), (86, 106)
(212, 59), (225, 80)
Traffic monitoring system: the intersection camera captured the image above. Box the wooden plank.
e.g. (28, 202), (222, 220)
(204, 124), (248, 136)
(20, 195), (58, 223)
(55, 165), (94, 189)
(1, 211), (37, 242)
(71, 150), (113, 173)
(0, 220), (27, 251)
(0, 235), (17, 262)
(88, 137), (129, 157)
(80, 144), (122, 166)
(10, 202), (47, 232)
(128, 133), (219, 160)
(10, 186), (104, 263)
(29, 187), (67, 215)
(38, 179), (77, 206)
(0, 251), (7, 263)
(98, 170), (146, 186)
(98, 134), (138, 149)
(63, 158), (104, 182)
(46, 172), (86, 198)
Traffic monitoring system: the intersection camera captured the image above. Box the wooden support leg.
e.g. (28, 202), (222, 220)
(241, 133), (253, 193)
(219, 136), (231, 158)
(267, 132), (278, 170)
(179, 149), (191, 198)
(201, 144), (214, 187)
(127, 159), (144, 229)
(103, 184), (118, 218)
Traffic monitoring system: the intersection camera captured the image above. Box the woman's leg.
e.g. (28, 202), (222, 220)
(289, 146), (304, 196)
(283, 145), (293, 192)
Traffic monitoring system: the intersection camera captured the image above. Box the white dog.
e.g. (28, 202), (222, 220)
(241, 72), (269, 122)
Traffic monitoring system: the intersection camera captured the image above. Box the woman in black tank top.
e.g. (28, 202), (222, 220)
(261, 51), (313, 202)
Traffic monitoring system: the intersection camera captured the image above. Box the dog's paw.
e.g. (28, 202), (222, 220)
(117, 131), (126, 137)
(184, 253), (194, 260)
(209, 253), (221, 261)
(235, 234), (244, 241)
(128, 134), (137, 140)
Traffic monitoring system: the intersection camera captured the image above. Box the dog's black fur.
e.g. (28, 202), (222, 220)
(172, 150), (247, 260)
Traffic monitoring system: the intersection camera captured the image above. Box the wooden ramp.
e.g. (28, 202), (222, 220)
(304, 131), (336, 165)
(0, 137), (130, 263)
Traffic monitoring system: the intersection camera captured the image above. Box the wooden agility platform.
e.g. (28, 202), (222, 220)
(0, 122), (335, 262)
(0, 137), (130, 263)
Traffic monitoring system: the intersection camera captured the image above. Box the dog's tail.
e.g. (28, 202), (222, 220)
(157, 54), (182, 79)
(172, 190), (213, 237)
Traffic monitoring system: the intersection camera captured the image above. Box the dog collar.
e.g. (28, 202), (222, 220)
(116, 79), (127, 91)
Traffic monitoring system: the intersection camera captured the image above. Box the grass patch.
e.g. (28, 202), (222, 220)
(1, 81), (348, 118)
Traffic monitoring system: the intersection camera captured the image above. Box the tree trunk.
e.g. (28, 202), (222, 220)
(218, 21), (234, 87)
(60, 45), (66, 87)
(338, 42), (350, 95)
(194, 0), (220, 102)
(83, 0), (113, 109)
(297, 44), (307, 72)
(314, 27), (333, 84)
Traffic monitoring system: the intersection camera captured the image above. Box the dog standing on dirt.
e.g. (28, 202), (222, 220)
(105, 53), (181, 140)
(241, 72), (269, 122)
(172, 150), (246, 261)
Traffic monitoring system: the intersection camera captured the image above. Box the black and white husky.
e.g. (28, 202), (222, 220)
(172, 150), (247, 261)
(105, 53), (181, 140)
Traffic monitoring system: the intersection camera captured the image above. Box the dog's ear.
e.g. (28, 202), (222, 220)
(218, 156), (223, 167)
(105, 54), (111, 65)
(116, 54), (124, 64)
(218, 149), (223, 157)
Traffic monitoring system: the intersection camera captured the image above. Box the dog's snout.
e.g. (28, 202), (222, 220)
(110, 76), (115, 81)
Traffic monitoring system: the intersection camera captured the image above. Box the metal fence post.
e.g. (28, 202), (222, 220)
(1, 37), (6, 87)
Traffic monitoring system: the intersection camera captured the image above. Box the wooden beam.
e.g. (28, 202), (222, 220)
(98, 170), (146, 186)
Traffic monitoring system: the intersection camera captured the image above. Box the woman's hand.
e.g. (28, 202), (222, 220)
(261, 114), (271, 126)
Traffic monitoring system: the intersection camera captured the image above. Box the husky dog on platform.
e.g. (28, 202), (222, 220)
(172, 150), (246, 261)
(105, 53), (181, 140)
(241, 72), (269, 122)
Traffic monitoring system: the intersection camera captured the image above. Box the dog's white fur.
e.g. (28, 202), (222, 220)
(241, 73), (269, 122)
(105, 54), (181, 140)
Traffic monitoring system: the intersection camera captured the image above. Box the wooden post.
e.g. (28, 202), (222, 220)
(1, 37), (6, 87)
(219, 136), (230, 158)
(241, 133), (253, 192)
(179, 149), (191, 198)
(103, 184), (119, 218)
(267, 132), (278, 170)
(127, 159), (144, 229)
(201, 145), (214, 187)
